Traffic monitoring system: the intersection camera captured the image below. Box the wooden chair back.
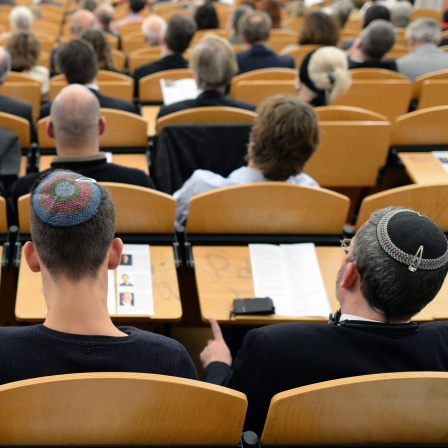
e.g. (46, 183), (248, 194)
(104, 31), (119, 50)
(391, 106), (448, 146)
(139, 68), (194, 103)
(127, 46), (162, 75)
(411, 8), (442, 22)
(32, 20), (61, 37)
(281, 17), (305, 32)
(111, 48), (126, 72)
(4, 72), (38, 83)
(417, 80), (448, 110)
(121, 30), (146, 53)
(230, 68), (296, 97)
(267, 32), (298, 52)
(117, 20), (144, 37)
(315, 105), (388, 121)
(331, 79), (413, 121)
(355, 184), (448, 231)
(349, 68), (408, 80)
(231, 80), (296, 106)
(0, 112), (30, 148)
(0, 81), (42, 122)
(279, 44), (321, 67)
(305, 118), (392, 187)
(384, 44), (408, 59)
(187, 183), (350, 234)
(412, 69), (448, 100)
(0, 197), (7, 235)
(0, 372), (247, 446)
(156, 106), (257, 133)
(190, 28), (228, 47)
(99, 183), (176, 233)
(261, 372), (448, 445)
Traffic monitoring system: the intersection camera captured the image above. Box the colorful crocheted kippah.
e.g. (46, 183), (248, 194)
(32, 171), (102, 228)
(376, 209), (448, 272)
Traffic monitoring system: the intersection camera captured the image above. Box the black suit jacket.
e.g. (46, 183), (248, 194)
(348, 58), (398, 71)
(236, 44), (295, 74)
(0, 95), (36, 142)
(157, 90), (256, 118)
(133, 54), (188, 97)
(204, 320), (448, 436)
(39, 88), (139, 119)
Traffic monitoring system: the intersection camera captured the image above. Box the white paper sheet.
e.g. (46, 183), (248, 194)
(249, 243), (331, 317)
(433, 151), (448, 174)
(160, 78), (199, 105)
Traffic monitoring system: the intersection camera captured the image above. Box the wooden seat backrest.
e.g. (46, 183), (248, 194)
(355, 184), (448, 231)
(0, 82), (42, 122)
(121, 30), (146, 53)
(315, 105), (388, 121)
(279, 44), (321, 67)
(156, 106), (257, 133)
(417, 80), (448, 110)
(0, 372), (247, 446)
(261, 372), (448, 445)
(187, 183), (350, 234)
(0, 197), (7, 235)
(127, 46), (161, 74)
(412, 69), (448, 100)
(0, 112), (30, 148)
(231, 80), (296, 106)
(349, 68), (409, 80)
(111, 48), (126, 72)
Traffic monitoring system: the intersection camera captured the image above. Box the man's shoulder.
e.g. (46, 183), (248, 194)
(12, 172), (43, 204)
(157, 99), (196, 118)
(95, 91), (137, 113)
(0, 95), (33, 119)
(95, 163), (155, 188)
(222, 96), (257, 111)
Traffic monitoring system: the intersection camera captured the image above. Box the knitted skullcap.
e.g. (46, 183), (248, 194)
(376, 209), (448, 272)
(32, 171), (102, 228)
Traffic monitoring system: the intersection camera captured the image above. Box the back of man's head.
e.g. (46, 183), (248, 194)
(248, 94), (319, 180)
(56, 39), (98, 85)
(350, 207), (448, 321)
(94, 3), (115, 29)
(231, 5), (253, 32)
(165, 15), (196, 54)
(360, 19), (396, 60)
(189, 34), (237, 89)
(29, 170), (115, 281)
(406, 17), (441, 45)
(363, 4), (391, 28)
(71, 9), (95, 37)
(390, 1), (413, 28)
(141, 15), (167, 46)
(130, 0), (146, 14)
(238, 11), (272, 44)
(50, 84), (100, 150)
(9, 6), (34, 32)
(0, 47), (11, 84)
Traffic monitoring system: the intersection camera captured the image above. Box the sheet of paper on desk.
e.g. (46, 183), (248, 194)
(160, 78), (199, 105)
(249, 243), (331, 317)
(107, 244), (154, 316)
(433, 151), (448, 174)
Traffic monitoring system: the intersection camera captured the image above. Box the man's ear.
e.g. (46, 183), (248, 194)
(339, 261), (360, 288)
(99, 116), (106, 136)
(108, 238), (124, 269)
(46, 119), (55, 139)
(23, 241), (41, 273)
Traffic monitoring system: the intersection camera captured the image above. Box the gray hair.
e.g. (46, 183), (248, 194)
(189, 34), (237, 89)
(238, 11), (272, 44)
(405, 17), (441, 43)
(389, 1), (413, 28)
(9, 6), (34, 32)
(0, 47), (12, 83)
(231, 5), (253, 30)
(360, 19), (396, 60)
(351, 207), (448, 321)
(332, 0), (354, 28)
(141, 15), (167, 45)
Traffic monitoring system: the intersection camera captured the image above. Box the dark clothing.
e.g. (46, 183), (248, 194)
(12, 157), (154, 207)
(133, 54), (188, 97)
(348, 58), (398, 71)
(39, 88), (139, 119)
(236, 44), (295, 74)
(0, 95), (35, 142)
(204, 320), (448, 436)
(157, 90), (256, 118)
(0, 324), (198, 385)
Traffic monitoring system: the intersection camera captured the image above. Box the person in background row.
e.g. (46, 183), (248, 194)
(298, 10), (340, 47)
(81, 29), (115, 71)
(194, 3), (219, 30)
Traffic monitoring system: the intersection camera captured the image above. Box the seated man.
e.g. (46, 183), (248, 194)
(13, 85), (154, 207)
(157, 35), (256, 118)
(346, 19), (397, 70)
(200, 207), (448, 436)
(236, 11), (295, 74)
(0, 170), (197, 384)
(133, 15), (195, 97)
(41, 39), (138, 119)
(173, 94), (319, 231)
(397, 18), (448, 81)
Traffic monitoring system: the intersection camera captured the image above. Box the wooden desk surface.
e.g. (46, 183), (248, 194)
(16, 246), (181, 322)
(39, 154), (150, 175)
(399, 152), (448, 185)
(141, 106), (160, 138)
(193, 246), (448, 324)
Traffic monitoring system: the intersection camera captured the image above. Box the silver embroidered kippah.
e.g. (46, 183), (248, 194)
(377, 209), (448, 272)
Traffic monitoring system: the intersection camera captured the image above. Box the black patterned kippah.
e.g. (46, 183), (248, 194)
(32, 171), (101, 228)
(377, 209), (448, 272)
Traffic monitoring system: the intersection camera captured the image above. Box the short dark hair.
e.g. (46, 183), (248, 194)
(56, 39), (98, 84)
(363, 4), (391, 28)
(299, 11), (340, 46)
(130, 0), (146, 14)
(29, 171), (116, 281)
(194, 3), (219, 30)
(165, 15), (196, 54)
(361, 19), (396, 60)
(248, 95), (319, 180)
(350, 207), (448, 321)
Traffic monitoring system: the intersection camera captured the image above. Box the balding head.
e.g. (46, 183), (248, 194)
(71, 9), (95, 38)
(0, 47), (11, 84)
(49, 85), (103, 152)
(94, 3), (115, 29)
(141, 15), (167, 46)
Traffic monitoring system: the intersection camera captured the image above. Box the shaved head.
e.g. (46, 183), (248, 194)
(50, 84), (100, 150)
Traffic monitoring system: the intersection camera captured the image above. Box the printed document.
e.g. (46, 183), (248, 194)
(160, 78), (199, 105)
(433, 151), (448, 174)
